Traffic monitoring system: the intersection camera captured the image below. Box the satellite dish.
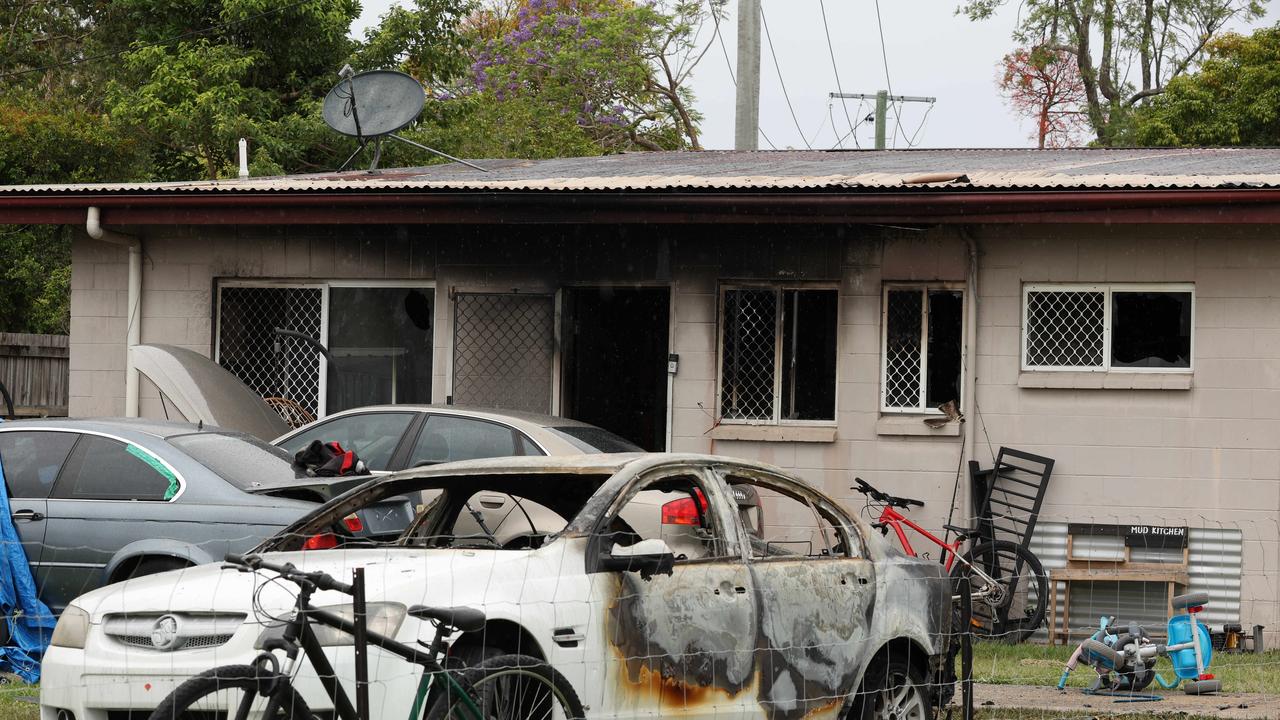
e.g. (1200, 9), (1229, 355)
(323, 70), (424, 138)
(322, 66), (486, 173)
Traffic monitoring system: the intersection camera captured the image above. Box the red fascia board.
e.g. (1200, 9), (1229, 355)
(0, 189), (1279, 225)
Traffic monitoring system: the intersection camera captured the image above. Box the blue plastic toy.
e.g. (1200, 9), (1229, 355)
(1057, 591), (1219, 695)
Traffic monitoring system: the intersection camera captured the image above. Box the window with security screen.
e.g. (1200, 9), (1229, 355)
(1022, 284), (1193, 371)
(216, 281), (434, 422)
(718, 286), (837, 423)
(881, 285), (964, 413)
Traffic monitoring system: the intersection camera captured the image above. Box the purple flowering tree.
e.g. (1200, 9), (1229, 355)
(463, 0), (720, 152)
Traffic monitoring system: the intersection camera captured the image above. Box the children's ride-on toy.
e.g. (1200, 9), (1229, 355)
(1057, 591), (1219, 695)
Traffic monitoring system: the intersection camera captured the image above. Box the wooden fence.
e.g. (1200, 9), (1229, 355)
(0, 333), (69, 417)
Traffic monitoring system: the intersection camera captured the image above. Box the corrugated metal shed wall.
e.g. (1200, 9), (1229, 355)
(1030, 522), (1241, 642)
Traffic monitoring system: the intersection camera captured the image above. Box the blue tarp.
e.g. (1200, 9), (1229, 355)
(0, 454), (56, 683)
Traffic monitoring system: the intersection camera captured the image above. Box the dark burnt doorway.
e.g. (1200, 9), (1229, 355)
(561, 287), (670, 451)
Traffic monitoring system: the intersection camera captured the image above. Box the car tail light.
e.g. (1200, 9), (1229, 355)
(304, 533), (339, 550)
(661, 489), (707, 526)
(343, 513), (364, 532)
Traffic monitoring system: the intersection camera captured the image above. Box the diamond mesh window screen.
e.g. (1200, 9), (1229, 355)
(1025, 290), (1105, 368)
(216, 285), (324, 417)
(884, 289), (923, 409)
(452, 293), (555, 414)
(720, 288), (778, 421)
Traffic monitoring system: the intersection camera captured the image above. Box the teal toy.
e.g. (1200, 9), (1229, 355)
(1057, 592), (1220, 695)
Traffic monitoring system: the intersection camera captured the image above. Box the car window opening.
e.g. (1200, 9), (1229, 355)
(270, 473), (611, 554)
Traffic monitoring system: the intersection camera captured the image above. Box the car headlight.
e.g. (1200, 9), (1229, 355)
(255, 603), (406, 648)
(51, 605), (90, 649)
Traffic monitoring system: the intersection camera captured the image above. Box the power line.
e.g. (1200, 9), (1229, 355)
(0, 0), (315, 82)
(906, 102), (936, 146)
(759, 5), (809, 149)
(817, 0), (858, 145)
(830, 98), (871, 149)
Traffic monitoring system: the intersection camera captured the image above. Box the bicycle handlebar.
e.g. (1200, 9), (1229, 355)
(852, 477), (925, 509)
(225, 553), (354, 595)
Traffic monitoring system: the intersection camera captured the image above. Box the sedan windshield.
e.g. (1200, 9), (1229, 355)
(169, 432), (309, 490)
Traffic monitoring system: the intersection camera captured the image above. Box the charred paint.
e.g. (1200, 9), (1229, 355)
(605, 569), (758, 713)
(751, 559), (873, 720)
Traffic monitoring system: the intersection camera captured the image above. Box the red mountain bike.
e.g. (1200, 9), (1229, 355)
(854, 477), (1048, 642)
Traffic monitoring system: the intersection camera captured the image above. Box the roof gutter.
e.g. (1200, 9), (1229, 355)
(85, 206), (142, 418)
(4, 188), (1280, 225)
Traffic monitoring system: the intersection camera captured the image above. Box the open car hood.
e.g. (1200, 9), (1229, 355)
(131, 344), (291, 441)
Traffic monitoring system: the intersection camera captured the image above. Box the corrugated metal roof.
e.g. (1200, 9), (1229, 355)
(6, 148), (1280, 194)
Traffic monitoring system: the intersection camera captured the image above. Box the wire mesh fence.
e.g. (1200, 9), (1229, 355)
(14, 472), (1280, 720)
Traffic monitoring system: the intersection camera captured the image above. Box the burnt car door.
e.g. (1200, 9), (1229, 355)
(715, 468), (875, 720)
(587, 467), (757, 720)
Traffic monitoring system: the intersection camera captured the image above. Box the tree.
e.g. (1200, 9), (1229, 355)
(356, 0), (475, 88)
(961, 0), (1268, 144)
(454, 0), (716, 154)
(95, 0), (366, 179)
(1132, 25), (1280, 145)
(998, 46), (1090, 147)
(0, 100), (149, 332)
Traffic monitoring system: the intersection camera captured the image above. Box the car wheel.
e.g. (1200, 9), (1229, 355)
(124, 556), (191, 580)
(856, 655), (931, 720)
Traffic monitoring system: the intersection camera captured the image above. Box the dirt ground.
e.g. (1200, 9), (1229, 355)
(967, 682), (1280, 719)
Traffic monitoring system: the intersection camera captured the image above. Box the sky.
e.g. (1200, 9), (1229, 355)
(350, 1), (1278, 151)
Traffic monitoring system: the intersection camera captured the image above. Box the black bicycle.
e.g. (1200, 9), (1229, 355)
(147, 553), (585, 720)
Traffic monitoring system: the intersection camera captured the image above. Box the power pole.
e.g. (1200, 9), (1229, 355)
(735, 0), (761, 150)
(830, 91), (936, 149)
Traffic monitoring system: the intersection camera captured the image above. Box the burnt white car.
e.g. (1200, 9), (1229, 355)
(41, 454), (950, 720)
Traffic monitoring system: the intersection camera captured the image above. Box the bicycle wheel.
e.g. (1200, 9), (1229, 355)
(147, 665), (312, 720)
(425, 654), (585, 720)
(950, 540), (1048, 643)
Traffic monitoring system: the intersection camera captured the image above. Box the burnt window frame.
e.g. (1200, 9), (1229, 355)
(1021, 283), (1194, 373)
(880, 283), (966, 414)
(715, 283), (839, 426)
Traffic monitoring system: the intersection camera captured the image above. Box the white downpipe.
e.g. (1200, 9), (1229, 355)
(85, 206), (142, 417)
(962, 228), (980, 524)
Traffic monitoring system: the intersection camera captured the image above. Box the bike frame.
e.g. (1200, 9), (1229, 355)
(875, 504), (965, 573)
(255, 572), (482, 720)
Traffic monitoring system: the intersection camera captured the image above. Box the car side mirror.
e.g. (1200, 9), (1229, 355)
(601, 539), (675, 581)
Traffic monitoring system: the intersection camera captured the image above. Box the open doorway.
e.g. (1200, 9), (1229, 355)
(561, 287), (670, 451)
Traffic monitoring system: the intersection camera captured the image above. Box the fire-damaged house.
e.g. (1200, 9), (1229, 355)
(1, 147), (1277, 641)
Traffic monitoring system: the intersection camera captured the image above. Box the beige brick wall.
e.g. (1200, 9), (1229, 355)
(69, 225), (438, 418)
(70, 221), (1279, 633)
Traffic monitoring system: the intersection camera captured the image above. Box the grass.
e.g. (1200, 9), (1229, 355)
(2, 646), (1272, 720)
(0, 683), (37, 720)
(969, 641), (1280, 694)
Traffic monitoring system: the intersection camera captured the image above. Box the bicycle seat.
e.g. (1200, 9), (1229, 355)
(408, 605), (487, 633)
(942, 524), (978, 538)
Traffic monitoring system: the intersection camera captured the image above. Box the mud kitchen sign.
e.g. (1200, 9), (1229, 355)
(1125, 525), (1188, 549)
(1067, 523), (1189, 549)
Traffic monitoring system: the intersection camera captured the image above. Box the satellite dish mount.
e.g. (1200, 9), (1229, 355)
(324, 66), (485, 172)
